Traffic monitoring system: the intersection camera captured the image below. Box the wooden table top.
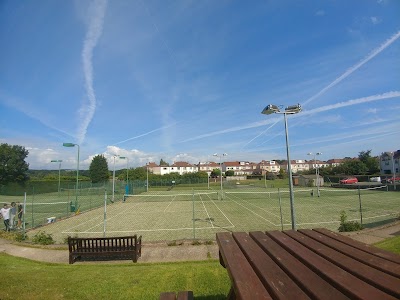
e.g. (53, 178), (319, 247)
(216, 228), (400, 300)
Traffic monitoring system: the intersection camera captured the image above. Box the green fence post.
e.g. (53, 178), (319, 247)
(192, 189), (196, 239)
(358, 186), (363, 226)
(278, 188), (284, 231)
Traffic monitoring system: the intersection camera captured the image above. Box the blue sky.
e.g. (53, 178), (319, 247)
(1, 0), (399, 170)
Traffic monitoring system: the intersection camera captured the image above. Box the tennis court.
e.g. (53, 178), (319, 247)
(25, 186), (399, 243)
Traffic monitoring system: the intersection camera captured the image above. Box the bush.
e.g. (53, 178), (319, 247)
(14, 232), (26, 242)
(32, 231), (54, 245)
(338, 211), (363, 232)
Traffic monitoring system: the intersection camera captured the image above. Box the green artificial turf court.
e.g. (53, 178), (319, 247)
(23, 185), (399, 243)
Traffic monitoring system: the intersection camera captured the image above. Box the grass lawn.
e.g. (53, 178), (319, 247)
(0, 254), (230, 300)
(374, 235), (400, 254)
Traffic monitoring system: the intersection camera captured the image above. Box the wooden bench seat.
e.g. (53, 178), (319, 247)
(159, 291), (193, 300)
(217, 228), (400, 300)
(68, 235), (142, 264)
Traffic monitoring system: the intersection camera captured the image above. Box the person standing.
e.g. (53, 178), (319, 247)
(17, 202), (23, 229)
(0, 203), (11, 232)
(9, 202), (17, 230)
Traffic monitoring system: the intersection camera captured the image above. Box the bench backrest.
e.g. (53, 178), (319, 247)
(68, 235), (139, 252)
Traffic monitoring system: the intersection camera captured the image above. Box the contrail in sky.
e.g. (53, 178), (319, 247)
(241, 120), (280, 149)
(302, 30), (400, 106)
(181, 91), (400, 143)
(77, 0), (107, 144)
(113, 123), (176, 145)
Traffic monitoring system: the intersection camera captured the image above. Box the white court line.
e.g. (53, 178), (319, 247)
(207, 197), (235, 228)
(199, 194), (214, 228)
(63, 224), (236, 235)
(163, 195), (177, 213)
(227, 197), (279, 226)
(62, 202), (141, 234)
(225, 193), (282, 225)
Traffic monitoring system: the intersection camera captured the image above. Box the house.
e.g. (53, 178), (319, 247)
(257, 160), (281, 174)
(149, 161), (197, 175)
(223, 161), (255, 175)
(281, 160), (309, 174)
(326, 158), (344, 167)
(308, 159), (329, 170)
(380, 151), (400, 175)
(298, 174), (324, 187)
(197, 161), (221, 176)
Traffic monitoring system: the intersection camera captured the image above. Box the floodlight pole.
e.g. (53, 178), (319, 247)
(119, 156), (129, 194)
(146, 163), (149, 192)
(112, 155), (117, 202)
(213, 153), (227, 197)
(63, 143), (79, 209)
(283, 113), (296, 229)
(308, 152), (322, 196)
(391, 151), (396, 191)
(51, 160), (62, 194)
(261, 103), (301, 230)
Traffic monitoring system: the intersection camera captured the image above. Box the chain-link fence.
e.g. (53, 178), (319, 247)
(1, 180), (398, 244)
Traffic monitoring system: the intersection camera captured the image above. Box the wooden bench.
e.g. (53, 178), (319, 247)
(159, 291), (193, 300)
(68, 235), (142, 264)
(216, 228), (400, 300)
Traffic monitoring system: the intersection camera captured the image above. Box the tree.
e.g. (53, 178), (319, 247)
(336, 159), (368, 175)
(0, 143), (29, 184)
(211, 168), (221, 177)
(358, 150), (379, 174)
(89, 155), (109, 183)
(159, 159), (169, 166)
(225, 170), (234, 176)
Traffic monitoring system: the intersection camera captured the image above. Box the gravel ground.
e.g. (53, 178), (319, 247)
(1, 221), (399, 264)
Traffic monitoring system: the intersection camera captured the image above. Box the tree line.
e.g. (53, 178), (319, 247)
(0, 143), (382, 186)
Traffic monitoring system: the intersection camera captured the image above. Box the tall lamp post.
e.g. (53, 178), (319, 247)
(307, 152), (322, 196)
(119, 156), (129, 194)
(63, 143), (79, 209)
(213, 153), (227, 197)
(391, 151), (397, 191)
(112, 155), (118, 203)
(261, 104), (302, 230)
(146, 163), (149, 192)
(50, 159), (63, 194)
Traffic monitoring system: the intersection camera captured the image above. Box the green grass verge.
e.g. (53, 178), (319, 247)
(0, 254), (230, 300)
(373, 236), (400, 254)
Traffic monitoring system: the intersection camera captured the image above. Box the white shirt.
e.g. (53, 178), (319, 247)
(0, 207), (10, 220)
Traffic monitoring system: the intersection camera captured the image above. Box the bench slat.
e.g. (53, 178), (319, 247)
(232, 232), (310, 300)
(249, 231), (349, 300)
(267, 230), (396, 300)
(289, 230), (400, 298)
(216, 232), (272, 300)
(313, 228), (400, 264)
(177, 291), (193, 300)
(300, 229), (400, 278)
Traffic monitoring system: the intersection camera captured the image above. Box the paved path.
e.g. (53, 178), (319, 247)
(1, 221), (399, 264)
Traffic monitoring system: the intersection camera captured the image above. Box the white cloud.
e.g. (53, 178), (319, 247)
(371, 17), (381, 25)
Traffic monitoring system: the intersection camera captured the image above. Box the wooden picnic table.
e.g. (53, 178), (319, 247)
(216, 228), (400, 300)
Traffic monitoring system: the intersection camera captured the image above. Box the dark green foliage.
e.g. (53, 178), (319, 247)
(32, 231), (55, 245)
(358, 150), (380, 174)
(211, 168), (221, 177)
(159, 158), (169, 166)
(89, 155), (109, 183)
(225, 170), (234, 176)
(0, 143), (29, 185)
(338, 211), (363, 232)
